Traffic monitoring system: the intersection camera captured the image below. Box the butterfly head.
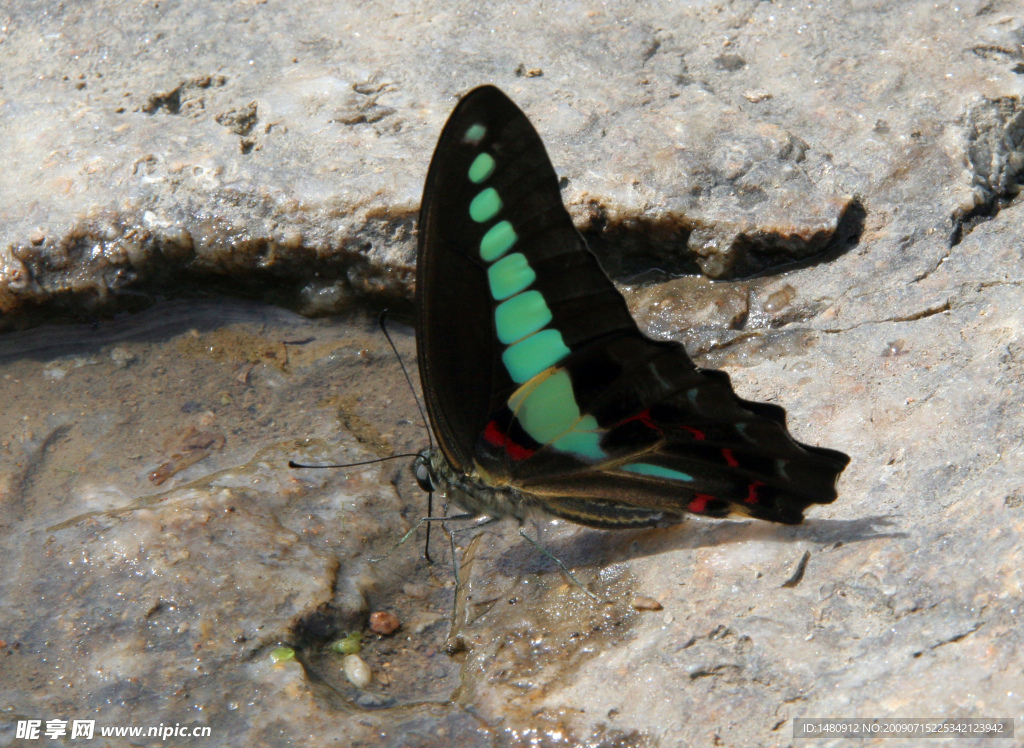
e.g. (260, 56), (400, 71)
(412, 450), (436, 492)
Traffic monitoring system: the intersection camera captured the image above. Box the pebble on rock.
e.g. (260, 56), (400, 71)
(342, 654), (372, 689)
(369, 610), (400, 635)
(270, 647), (296, 664)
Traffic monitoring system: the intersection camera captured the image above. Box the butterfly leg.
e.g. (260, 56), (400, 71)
(424, 512), (484, 524)
(366, 523), (423, 563)
(517, 529), (600, 601)
(368, 511), (484, 564)
(446, 515), (500, 533)
(439, 516), (493, 648)
(435, 515), (508, 644)
(446, 516), (501, 614)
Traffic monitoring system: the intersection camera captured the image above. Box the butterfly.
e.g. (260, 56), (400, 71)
(412, 85), (849, 531)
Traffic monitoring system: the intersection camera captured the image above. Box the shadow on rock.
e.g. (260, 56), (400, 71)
(488, 514), (903, 577)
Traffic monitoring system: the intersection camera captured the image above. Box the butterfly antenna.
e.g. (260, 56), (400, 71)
(378, 309), (436, 562)
(288, 454), (419, 469)
(378, 309), (432, 450)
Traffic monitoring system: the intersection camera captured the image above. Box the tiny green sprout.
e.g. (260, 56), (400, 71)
(270, 647), (296, 663)
(329, 632), (363, 655)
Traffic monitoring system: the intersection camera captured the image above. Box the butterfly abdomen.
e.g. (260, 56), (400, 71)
(425, 448), (677, 528)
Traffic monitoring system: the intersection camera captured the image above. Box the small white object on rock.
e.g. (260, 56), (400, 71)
(109, 347), (137, 369)
(342, 654), (372, 689)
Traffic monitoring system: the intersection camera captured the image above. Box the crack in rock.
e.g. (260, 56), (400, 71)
(912, 622), (985, 658)
(688, 663), (744, 680)
(822, 301), (952, 334)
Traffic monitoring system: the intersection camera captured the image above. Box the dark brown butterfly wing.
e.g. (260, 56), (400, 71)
(416, 85), (849, 528)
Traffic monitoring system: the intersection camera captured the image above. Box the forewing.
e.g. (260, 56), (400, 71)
(416, 86), (637, 472)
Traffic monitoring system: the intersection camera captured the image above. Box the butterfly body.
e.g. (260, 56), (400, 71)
(415, 449), (551, 524)
(414, 86), (849, 531)
(415, 448), (681, 529)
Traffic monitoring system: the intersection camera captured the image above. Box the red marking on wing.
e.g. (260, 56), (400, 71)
(722, 448), (739, 467)
(484, 421), (505, 447)
(506, 440), (535, 461)
(745, 480), (766, 505)
(681, 426), (706, 440)
(618, 408), (664, 435)
(483, 420), (535, 461)
(688, 493), (714, 514)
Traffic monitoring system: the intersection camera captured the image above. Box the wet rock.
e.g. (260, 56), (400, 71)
(2, 1), (1024, 746)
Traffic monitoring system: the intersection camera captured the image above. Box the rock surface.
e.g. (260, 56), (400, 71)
(2, 0), (1023, 746)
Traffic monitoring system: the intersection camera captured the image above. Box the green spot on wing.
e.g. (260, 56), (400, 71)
(508, 372), (606, 459)
(508, 369), (579, 441)
(494, 290), (552, 344)
(463, 123), (487, 144)
(621, 463), (694, 482)
(552, 415), (605, 459)
(480, 221), (518, 261)
(470, 188), (502, 223)
(488, 253), (535, 300)
(502, 329), (570, 384)
(468, 153), (496, 183)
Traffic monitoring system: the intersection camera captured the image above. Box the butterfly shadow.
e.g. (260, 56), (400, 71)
(490, 514), (904, 578)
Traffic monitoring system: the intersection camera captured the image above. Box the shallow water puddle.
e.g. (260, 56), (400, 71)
(0, 298), (645, 743)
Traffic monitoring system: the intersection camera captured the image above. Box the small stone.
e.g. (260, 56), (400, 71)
(109, 347), (137, 369)
(269, 647), (295, 664)
(884, 339), (907, 357)
(329, 632), (362, 655)
(742, 88), (773, 103)
(631, 596), (663, 611)
(514, 63), (543, 77)
(369, 610), (400, 635)
(342, 654), (372, 689)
